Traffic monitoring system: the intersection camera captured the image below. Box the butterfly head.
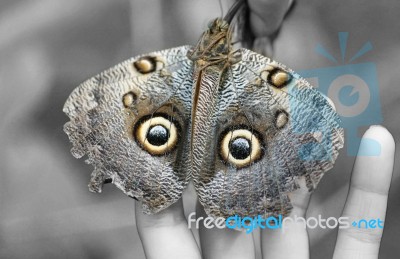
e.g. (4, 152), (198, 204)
(187, 18), (235, 66)
(207, 18), (229, 33)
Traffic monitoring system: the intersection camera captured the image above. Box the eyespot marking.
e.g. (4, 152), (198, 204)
(268, 68), (292, 88)
(146, 125), (169, 146)
(122, 92), (137, 108)
(133, 56), (158, 74)
(220, 127), (263, 168)
(134, 114), (180, 156)
(275, 110), (289, 129)
(229, 137), (251, 160)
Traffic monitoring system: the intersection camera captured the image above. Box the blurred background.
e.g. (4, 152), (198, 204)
(0, 0), (399, 258)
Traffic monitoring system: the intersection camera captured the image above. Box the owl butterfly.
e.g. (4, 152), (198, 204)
(63, 1), (344, 219)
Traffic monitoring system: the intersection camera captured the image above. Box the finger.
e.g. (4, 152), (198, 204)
(196, 200), (256, 259)
(135, 199), (201, 259)
(333, 126), (395, 259)
(247, 0), (293, 37)
(261, 178), (311, 259)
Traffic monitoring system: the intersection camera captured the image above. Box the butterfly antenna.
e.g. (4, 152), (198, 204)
(218, 0), (224, 19)
(223, 0), (246, 23)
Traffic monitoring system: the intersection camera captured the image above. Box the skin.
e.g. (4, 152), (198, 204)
(135, 2), (396, 258)
(135, 125), (395, 259)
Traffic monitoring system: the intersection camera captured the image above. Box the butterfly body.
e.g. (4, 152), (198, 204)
(64, 16), (344, 218)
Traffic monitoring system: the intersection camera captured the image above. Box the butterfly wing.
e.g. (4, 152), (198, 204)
(194, 48), (344, 219)
(63, 46), (194, 213)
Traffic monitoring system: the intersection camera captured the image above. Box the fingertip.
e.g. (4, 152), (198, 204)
(363, 125), (395, 156)
(351, 125), (395, 195)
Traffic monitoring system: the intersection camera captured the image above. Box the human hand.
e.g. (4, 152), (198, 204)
(135, 126), (394, 259)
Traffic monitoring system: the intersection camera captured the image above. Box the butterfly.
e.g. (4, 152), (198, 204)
(63, 1), (344, 219)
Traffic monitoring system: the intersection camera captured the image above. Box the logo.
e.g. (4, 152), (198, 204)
(298, 32), (382, 156)
(187, 213), (384, 234)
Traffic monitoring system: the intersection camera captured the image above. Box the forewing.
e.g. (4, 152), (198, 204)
(195, 48), (344, 219)
(63, 46), (193, 213)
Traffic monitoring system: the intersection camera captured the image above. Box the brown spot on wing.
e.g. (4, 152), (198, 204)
(268, 68), (292, 88)
(275, 110), (289, 129)
(122, 91), (137, 108)
(133, 56), (157, 74)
